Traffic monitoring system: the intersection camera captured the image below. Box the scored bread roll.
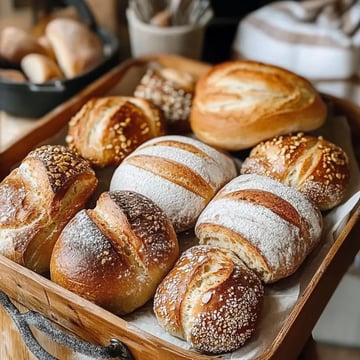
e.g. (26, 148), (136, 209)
(0, 26), (48, 64)
(50, 190), (179, 315)
(134, 67), (195, 133)
(110, 135), (237, 233)
(0, 145), (98, 274)
(190, 60), (327, 151)
(195, 174), (323, 283)
(154, 244), (264, 354)
(21, 54), (63, 83)
(45, 18), (104, 78)
(66, 96), (166, 168)
(240, 132), (351, 211)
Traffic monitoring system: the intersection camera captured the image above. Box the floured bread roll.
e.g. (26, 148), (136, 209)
(50, 190), (179, 315)
(110, 135), (237, 233)
(154, 245), (264, 354)
(66, 96), (165, 168)
(195, 174), (323, 283)
(190, 60), (327, 150)
(45, 18), (104, 78)
(134, 67), (195, 133)
(0, 145), (98, 274)
(241, 133), (351, 210)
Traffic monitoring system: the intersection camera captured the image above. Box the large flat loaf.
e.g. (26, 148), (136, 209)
(190, 60), (327, 151)
(110, 135), (237, 233)
(195, 174), (323, 283)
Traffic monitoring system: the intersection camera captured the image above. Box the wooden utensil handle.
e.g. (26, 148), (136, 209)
(0, 291), (134, 360)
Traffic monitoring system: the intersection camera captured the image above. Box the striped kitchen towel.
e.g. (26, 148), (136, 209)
(232, 0), (360, 104)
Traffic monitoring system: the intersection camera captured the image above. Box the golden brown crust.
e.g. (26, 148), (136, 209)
(153, 245), (264, 354)
(0, 145), (98, 274)
(241, 133), (350, 210)
(190, 60), (327, 150)
(50, 190), (179, 315)
(66, 96), (166, 168)
(134, 67), (195, 134)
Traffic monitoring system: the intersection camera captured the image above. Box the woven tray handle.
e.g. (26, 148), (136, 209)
(0, 291), (134, 360)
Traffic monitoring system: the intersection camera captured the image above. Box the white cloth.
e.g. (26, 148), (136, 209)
(232, 0), (360, 104)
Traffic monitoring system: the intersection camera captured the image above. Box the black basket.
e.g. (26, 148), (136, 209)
(0, 0), (120, 118)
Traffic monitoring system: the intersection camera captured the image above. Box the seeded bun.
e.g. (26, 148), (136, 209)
(153, 245), (264, 354)
(66, 96), (165, 168)
(241, 133), (350, 210)
(134, 67), (195, 134)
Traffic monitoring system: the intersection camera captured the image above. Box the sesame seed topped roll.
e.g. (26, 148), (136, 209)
(153, 245), (264, 354)
(66, 96), (165, 168)
(0, 145), (98, 274)
(241, 133), (350, 210)
(134, 67), (195, 134)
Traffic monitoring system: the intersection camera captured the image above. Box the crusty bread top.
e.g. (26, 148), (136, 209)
(190, 60), (327, 150)
(241, 132), (350, 210)
(195, 174), (323, 283)
(110, 135), (237, 232)
(154, 244), (264, 354)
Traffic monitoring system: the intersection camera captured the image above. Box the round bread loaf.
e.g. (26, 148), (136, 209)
(50, 190), (179, 315)
(66, 96), (165, 168)
(134, 67), (195, 133)
(153, 244), (264, 354)
(240, 132), (350, 211)
(0, 145), (98, 274)
(109, 135), (237, 233)
(190, 60), (327, 151)
(195, 174), (323, 283)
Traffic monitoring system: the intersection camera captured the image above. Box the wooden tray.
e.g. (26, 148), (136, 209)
(1, 54), (360, 360)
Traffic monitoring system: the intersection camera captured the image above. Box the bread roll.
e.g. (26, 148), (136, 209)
(154, 244), (264, 354)
(45, 18), (104, 78)
(0, 69), (26, 82)
(240, 133), (350, 211)
(195, 174), (323, 283)
(190, 60), (327, 150)
(50, 190), (179, 315)
(134, 67), (195, 133)
(65, 96), (166, 168)
(21, 54), (63, 83)
(0, 26), (48, 64)
(0, 145), (98, 274)
(110, 135), (237, 233)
